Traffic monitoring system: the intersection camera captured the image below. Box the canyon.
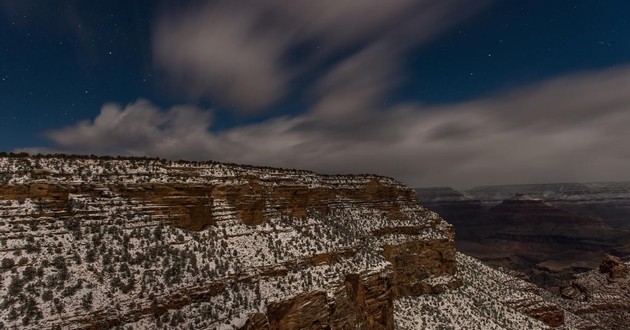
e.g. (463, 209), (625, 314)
(416, 185), (630, 290)
(0, 154), (627, 329)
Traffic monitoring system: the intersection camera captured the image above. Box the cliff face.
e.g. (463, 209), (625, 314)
(0, 155), (457, 329)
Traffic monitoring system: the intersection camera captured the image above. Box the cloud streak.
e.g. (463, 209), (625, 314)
(36, 65), (630, 188)
(153, 0), (488, 112)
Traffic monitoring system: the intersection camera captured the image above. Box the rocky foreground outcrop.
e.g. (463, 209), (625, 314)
(559, 255), (630, 329)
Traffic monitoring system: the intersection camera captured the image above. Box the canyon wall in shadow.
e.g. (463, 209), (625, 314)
(416, 183), (630, 290)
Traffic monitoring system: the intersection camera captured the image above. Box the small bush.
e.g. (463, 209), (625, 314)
(1, 258), (15, 271)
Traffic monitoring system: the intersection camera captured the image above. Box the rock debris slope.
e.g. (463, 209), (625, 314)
(397, 253), (585, 330)
(0, 154), (581, 329)
(560, 255), (630, 329)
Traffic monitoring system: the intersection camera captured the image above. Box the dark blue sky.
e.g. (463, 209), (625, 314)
(1, 1), (630, 186)
(405, 1), (630, 103)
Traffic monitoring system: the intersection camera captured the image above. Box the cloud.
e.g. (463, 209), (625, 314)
(21, 1), (628, 187)
(153, 0), (489, 112)
(44, 100), (216, 158)
(154, 3), (290, 111)
(35, 65), (630, 188)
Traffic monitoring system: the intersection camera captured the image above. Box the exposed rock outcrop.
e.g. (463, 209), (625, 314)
(242, 272), (394, 329)
(599, 254), (629, 279)
(559, 256), (630, 329)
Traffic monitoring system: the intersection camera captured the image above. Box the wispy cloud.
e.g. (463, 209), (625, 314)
(153, 0), (489, 112)
(22, 1), (630, 187)
(33, 65), (630, 187)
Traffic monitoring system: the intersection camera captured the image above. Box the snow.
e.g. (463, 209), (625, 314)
(396, 254), (550, 330)
(0, 155), (567, 329)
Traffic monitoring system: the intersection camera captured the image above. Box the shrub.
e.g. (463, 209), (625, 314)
(42, 290), (53, 302)
(8, 276), (23, 295)
(1, 258), (15, 271)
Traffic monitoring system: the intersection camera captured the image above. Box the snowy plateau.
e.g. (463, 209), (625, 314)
(0, 154), (626, 329)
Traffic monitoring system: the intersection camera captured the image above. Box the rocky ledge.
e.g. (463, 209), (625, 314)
(559, 255), (630, 329)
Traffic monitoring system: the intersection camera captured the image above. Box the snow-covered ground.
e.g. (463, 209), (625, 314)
(0, 155), (448, 329)
(0, 155), (582, 329)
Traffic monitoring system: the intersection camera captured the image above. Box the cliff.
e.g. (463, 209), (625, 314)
(1, 154), (595, 329)
(0, 154), (460, 329)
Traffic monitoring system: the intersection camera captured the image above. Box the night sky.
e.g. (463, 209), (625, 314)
(1, 1), (630, 187)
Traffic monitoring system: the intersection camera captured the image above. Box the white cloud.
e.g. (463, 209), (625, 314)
(44, 100), (215, 157)
(153, 0), (489, 112)
(36, 65), (630, 188)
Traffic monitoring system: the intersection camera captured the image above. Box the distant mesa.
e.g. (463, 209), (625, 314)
(416, 184), (630, 291)
(509, 192), (542, 201)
